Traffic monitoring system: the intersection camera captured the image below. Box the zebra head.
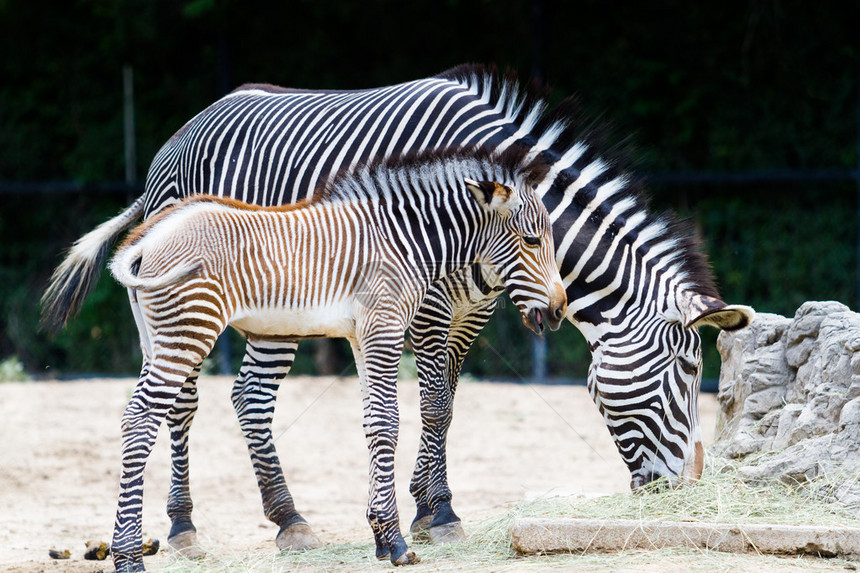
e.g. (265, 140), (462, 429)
(581, 286), (754, 489)
(465, 177), (567, 334)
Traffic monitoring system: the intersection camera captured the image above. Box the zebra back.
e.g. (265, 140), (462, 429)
(143, 65), (546, 216)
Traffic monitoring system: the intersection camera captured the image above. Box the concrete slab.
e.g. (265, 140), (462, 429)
(511, 518), (860, 558)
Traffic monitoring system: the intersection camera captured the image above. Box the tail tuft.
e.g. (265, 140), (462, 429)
(40, 197), (145, 332)
(109, 243), (201, 293)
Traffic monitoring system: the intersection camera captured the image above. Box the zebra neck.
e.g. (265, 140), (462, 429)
(571, 275), (694, 351)
(358, 195), (484, 287)
(530, 152), (702, 335)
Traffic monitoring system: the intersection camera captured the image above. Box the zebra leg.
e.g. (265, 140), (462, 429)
(349, 327), (419, 566)
(231, 338), (322, 551)
(409, 294), (497, 543)
(165, 369), (205, 559)
(407, 292), (454, 542)
(112, 360), (202, 572)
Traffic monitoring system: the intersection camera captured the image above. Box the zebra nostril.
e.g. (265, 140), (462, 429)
(553, 305), (564, 319)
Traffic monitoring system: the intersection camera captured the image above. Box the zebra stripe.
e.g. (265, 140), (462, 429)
(106, 149), (566, 570)
(144, 76), (535, 215)
(40, 64), (753, 553)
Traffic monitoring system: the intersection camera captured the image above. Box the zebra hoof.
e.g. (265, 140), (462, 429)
(428, 521), (465, 544)
(409, 515), (433, 543)
(392, 549), (421, 566)
(375, 545), (390, 560)
(168, 530), (206, 560)
(114, 561), (147, 572)
(276, 522), (322, 551)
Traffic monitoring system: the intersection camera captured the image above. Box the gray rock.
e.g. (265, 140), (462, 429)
(758, 409), (782, 438)
(714, 301), (860, 518)
(743, 386), (786, 419)
(840, 397), (860, 431)
(784, 301), (849, 369)
(714, 313), (792, 453)
(772, 404), (803, 450)
(737, 436), (831, 484)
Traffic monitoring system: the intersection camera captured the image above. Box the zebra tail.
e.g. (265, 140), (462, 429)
(40, 196), (147, 332)
(108, 242), (200, 293)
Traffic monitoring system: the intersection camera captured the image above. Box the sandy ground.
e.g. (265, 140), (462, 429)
(0, 375), (732, 572)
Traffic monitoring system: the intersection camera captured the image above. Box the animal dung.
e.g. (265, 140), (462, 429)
(49, 538), (152, 561)
(142, 537), (160, 556)
(84, 539), (110, 560)
(48, 548), (70, 559)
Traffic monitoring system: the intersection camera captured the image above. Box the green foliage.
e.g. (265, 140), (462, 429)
(397, 351), (418, 380)
(0, 356), (28, 382)
(460, 299), (591, 382)
(0, 194), (142, 375)
(696, 186), (857, 316)
(0, 1), (856, 379)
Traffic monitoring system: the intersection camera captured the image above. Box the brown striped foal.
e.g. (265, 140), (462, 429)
(107, 149), (566, 571)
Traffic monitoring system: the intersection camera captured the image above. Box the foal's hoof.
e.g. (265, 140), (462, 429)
(409, 516), (433, 543)
(392, 550), (421, 566)
(276, 522), (322, 551)
(428, 521), (465, 544)
(168, 530), (206, 560)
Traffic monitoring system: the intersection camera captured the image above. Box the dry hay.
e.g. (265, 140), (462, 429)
(151, 455), (860, 572)
(507, 454), (860, 528)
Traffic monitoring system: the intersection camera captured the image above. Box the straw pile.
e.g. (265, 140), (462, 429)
(152, 456), (859, 572)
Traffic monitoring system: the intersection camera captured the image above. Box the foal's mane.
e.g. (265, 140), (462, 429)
(316, 145), (541, 205)
(120, 146), (540, 251)
(120, 194), (316, 249)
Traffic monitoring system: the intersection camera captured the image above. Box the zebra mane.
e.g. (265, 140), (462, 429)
(527, 96), (721, 298)
(316, 145), (538, 205)
(436, 64), (550, 140)
(436, 66), (721, 298)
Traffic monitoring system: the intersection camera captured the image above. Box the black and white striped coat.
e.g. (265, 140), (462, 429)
(41, 64), (753, 553)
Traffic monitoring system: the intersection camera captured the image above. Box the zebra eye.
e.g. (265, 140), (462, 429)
(523, 235), (541, 248)
(677, 357), (698, 376)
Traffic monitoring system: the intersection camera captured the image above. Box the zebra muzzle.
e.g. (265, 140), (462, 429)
(524, 308), (545, 334)
(524, 302), (565, 334)
(547, 300), (566, 331)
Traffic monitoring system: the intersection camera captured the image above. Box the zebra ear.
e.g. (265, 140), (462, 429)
(680, 292), (756, 331)
(465, 178), (522, 218)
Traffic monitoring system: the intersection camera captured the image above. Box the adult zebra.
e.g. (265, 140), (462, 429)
(42, 64), (753, 553)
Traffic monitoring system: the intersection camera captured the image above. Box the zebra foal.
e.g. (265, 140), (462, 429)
(106, 148), (566, 571)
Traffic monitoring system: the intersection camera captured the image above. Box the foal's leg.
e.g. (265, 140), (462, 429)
(408, 291), (454, 541)
(112, 282), (225, 572)
(112, 353), (210, 573)
(350, 320), (419, 565)
(165, 368), (204, 558)
(232, 337), (321, 550)
(409, 292), (497, 543)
